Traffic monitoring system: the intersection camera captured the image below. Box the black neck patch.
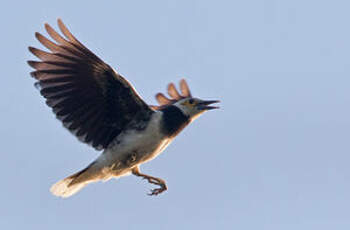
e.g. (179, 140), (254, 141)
(160, 105), (190, 137)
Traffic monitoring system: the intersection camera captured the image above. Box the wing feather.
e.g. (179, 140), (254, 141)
(154, 79), (193, 108)
(180, 79), (192, 97)
(28, 19), (153, 150)
(167, 83), (181, 100)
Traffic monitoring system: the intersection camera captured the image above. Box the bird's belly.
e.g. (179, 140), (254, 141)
(134, 134), (171, 163)
(99, 112), (172, 176)
(107, 128), (171, 166)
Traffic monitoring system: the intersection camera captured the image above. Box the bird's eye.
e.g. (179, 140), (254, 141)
(188, 99), (194, 104)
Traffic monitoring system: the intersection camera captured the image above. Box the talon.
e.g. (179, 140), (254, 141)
(147, 183), (167, 196)
(132, 167), (167, 196)
(148, 187), (165, 196)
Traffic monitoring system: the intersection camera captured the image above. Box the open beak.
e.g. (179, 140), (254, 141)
(197, 100), (220, 110)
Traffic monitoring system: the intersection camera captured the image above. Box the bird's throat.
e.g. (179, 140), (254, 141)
(160, 105), (190, 137)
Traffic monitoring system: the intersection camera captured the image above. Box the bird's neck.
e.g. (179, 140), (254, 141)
(160, 105), (190, 137)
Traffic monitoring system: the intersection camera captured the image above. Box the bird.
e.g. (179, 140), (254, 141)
(28, 19), (219, 198)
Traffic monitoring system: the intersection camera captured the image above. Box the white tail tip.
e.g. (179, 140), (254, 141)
(50, 177), (86, 198)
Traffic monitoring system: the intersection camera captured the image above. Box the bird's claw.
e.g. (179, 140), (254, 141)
(148, 185), (167, 196)
(132, 170), (167, 196)
(143, 176), (167, 195)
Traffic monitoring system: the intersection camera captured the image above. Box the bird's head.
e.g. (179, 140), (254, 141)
(154, 79), (219, 121)
(174, 97), (220, 121)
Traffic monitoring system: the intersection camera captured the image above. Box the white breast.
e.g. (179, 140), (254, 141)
(105, 111), (172, 165)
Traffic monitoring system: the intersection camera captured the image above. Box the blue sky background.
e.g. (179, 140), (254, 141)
(1, 0), (350, 229)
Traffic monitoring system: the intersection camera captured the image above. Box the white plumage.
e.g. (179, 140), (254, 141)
(50, 111), (172, 197)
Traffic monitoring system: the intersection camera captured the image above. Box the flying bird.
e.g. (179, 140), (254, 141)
(28, 19), (219, 198)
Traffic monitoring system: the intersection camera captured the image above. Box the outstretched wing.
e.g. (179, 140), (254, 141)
(153, 79), (192, 109)
(28, 19), (154, 150)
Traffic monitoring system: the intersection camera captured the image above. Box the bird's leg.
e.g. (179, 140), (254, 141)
(132, 166), (167, 196)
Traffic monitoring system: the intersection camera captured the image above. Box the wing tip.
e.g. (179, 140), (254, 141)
(44, 23), (54, 34)
(57, 18), (63, 25)
(27, 60), (36, 69)
(30, 71), (38, 78)
(34, 32), (46, 44)
(28, 46), (34, 52)
(34, 81), (42, 90)
(34, 32), (41, 39)
(179, 78), (192, 97)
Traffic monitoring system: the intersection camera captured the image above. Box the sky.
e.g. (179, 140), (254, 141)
(1, 0), (350, 229)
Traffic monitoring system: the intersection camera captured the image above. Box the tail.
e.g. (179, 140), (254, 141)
(50, 162), (100, 198)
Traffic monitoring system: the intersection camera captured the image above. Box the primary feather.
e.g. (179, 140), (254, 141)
(28, 19), (153, 150)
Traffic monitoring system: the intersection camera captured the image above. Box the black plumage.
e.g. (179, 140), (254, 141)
(28, 19), (153, 150)
(28, 19), (197, 151)
(160, 105), (190, 137)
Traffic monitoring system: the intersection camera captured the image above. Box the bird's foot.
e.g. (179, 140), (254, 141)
(132, 167), (167, 196)
(142, 176), (161, 185)
(148, 182), (167, 196)
(141, 176), (167, 196)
